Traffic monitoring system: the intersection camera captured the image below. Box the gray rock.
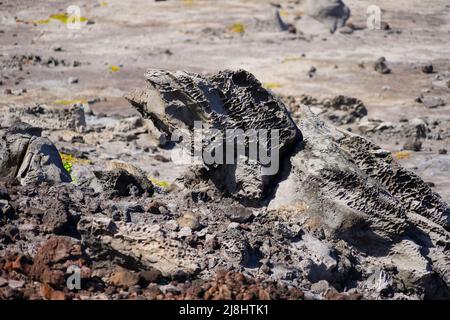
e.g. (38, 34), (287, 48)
(338, 25), (353, 34)
(374, 57), (391, 74)
(67, 77), (78, 84)
(306, 0), (351, 33)
(403, 138), (422, 151)
(226, 204), (253, 223)
(0, 277), (7, 287)
(178, 227), (192, 237)
(274, 9), (289, 32)
(8, 279), (25, 289)
(126, 68), (450, 298)
(311, 280), (331, 294)
(405, 118), (429, 139)
(73, 106), (86, 132)
(271, 264), (298, 281)
(126, 69), (300, 204)
(0, 123), (71, 185)
(91, 168), (154, 198)
(227, 222), (240, 230)
(321, 95), (368, 125)
(417, 96), (445, 109)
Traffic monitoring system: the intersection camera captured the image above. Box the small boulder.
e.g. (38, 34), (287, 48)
(110, 267), (139, 288)
(177, 212), (201, 231)
(374, 57), (391, 74)
(0, 123), (71, 185)
(421, 64), (434, 74)
(226, 205), (253, 223)
(403, 139), (422, 152)
(306, 0), (351, 33)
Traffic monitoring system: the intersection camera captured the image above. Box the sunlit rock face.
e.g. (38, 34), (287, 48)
(128, 69), (450, 298)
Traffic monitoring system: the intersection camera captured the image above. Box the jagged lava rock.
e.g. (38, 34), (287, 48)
(127, 69), (450, 298)
(126, 69), (300, 204)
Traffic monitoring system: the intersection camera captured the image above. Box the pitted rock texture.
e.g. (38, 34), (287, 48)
(0, 104), (86, 132)
(126, 69), (300, 204)
(271, 106), (450, 297)
(283, 95), (368, 126)
(129, 69), (450, 298)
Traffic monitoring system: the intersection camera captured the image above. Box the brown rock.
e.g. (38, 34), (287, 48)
(30, 237), (84, 287)
(39, 283), (67, 300)
(42, 200), (72, 234)
(40, 283), (54, 300)
(403, 139), (422, 151)
(145, 200), (166, 215)
(324, 289), (363, 300)
(139, 268), (162, 286)
(177, 212), (201, 231)
(110, 267), (139, 288)
(50, 290), (67, 300)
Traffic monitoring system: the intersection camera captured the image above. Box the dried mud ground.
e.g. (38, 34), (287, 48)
(0, 0), (449, 300)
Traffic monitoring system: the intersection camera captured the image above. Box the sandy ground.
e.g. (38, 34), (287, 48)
(1, 0), (449, 198)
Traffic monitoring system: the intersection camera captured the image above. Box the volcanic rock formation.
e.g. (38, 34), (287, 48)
(127, 69), (450, 298)
(126, 69), (301, 205)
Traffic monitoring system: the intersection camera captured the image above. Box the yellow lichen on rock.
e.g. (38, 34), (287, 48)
(394, 151), (411, 160)
(230, 23), (245, 34)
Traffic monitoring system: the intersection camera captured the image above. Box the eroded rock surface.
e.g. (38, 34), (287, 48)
(0, 69), (449, 300)
(128, 68), (450, 299)
(0, 122), (71, 185)
(126, 69), (300, 204)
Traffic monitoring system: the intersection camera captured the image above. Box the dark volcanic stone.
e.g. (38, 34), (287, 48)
(374, 57), (391, 74)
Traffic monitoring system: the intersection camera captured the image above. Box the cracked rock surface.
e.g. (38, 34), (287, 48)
(0, 69), (448, 300)
(128, 69), (450, 299)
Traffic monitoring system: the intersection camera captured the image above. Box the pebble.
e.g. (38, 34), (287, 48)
(403, 139), (422, 152)
(68, 77), (79, 84)
(139, 268), (162, 285)
(227, 205), (253, 223)
(109, 267), (139, 288)
(52, 44), (63, 52)
(165, 220), (178, 231)
(339, 26), (353, 34)
(177, 212), (201, 231)
(308, 66), (317, 78)
(374, 57), (391, 74)
(420, 96), (445, 108)
(0, 277), (8, 287)
(310, 280), (330, 294)
(178, 227), (192, 237)
(421, 64), (434, 74)
(227, 222), (240, 229)
(8, 279), (25, 289)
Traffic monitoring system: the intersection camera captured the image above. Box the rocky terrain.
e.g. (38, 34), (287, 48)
(1, 0), (449, 300)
